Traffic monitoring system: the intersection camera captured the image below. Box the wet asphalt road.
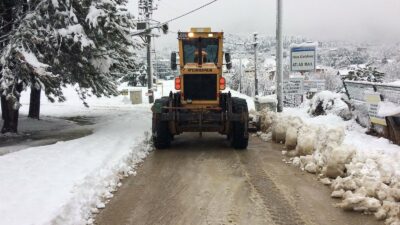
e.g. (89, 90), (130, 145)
(95, 133), (381, 225)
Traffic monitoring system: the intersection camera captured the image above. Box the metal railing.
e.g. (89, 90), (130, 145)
(343, 80), (400, 144)
(343, 80), (400, 104)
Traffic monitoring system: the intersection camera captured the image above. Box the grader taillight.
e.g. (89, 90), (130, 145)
(175, 77), (181, 90)
(219, 77), (226, 90)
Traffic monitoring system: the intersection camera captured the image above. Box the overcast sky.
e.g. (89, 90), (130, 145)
(127, 0), (400, 47)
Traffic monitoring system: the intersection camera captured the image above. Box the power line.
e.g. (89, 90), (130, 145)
(132, 0), (218, 36)
(162, 0), (218, 25)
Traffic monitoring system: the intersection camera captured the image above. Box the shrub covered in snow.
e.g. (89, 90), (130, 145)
(309, 91), (352, 120)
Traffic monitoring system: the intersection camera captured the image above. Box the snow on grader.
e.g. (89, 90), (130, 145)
(151, 28), (249, 150)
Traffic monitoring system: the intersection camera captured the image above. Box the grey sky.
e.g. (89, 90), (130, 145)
(127, 0), (400, 47)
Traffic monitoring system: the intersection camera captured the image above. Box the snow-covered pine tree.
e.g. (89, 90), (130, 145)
(0, 0), (28, 133)
(121, 62), (147, 86)
(0, 0), (142, 133)
(70, 0), (143, 99)
(228, 63), (241, 91)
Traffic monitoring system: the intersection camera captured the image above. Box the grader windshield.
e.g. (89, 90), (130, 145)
(177, 28), (223, 68)
(182, 38), (219, 64)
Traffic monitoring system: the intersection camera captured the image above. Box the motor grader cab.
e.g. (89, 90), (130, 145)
(152, 28), (249, 149)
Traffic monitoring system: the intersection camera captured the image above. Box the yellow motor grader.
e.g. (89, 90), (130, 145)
(152, 28), (249, 149)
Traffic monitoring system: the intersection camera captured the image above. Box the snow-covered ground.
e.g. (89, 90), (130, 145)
(0, 81), (174, 225)
(3, 80), (398, 225)
(0, 79), (255, 225)
(255, 91), (400, 225)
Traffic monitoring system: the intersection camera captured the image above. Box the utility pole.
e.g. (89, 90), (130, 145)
(276, 0), (283, 112)
(253, 33), (258, 96)
(146, 35), (154, 103)
(239, 57), (243, 93)
(139, 0), (157, 103)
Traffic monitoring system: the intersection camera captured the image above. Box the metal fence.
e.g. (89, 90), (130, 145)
(343, 80), (400, 144)
(343, 80), (400, 104)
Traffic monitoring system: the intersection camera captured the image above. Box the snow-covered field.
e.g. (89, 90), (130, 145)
(255, 91), (400, 225)
(0, 82), (173, 225)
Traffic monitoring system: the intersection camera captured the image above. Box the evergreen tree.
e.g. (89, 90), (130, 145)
(121, 62), (147, 86)
(228, 64), (241, 92)
(0, 0), (28, 133)
(0, 0), (142, 132)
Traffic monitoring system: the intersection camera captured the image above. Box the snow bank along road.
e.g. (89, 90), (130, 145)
(95, 134), (381, 225)
(0, 105), (152, 225)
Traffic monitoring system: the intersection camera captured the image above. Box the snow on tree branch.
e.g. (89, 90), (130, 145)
(1, 0), (143, 106)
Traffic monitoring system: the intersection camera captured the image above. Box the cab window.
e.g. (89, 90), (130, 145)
(182, 38), (219, 64)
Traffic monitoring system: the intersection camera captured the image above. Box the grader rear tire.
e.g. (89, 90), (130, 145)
(230, 98), (249, 150)
(153, 97), (171, 149)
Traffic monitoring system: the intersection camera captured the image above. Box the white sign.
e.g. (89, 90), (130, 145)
(290, 46), (316, 72)
(303, 80), (325, 92)
(365, 93), (386, 126)
(283, 78), (304, 95)
(283, 78), (304, 107)
(284, 95), (303, 108)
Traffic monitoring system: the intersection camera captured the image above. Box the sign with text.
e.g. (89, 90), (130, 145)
(365, 93), (387, 126)
(283, 78), (304, 107)
(290, 46), (316, 72)
(284, 94), (303, 108)
(303, 80), (326, 92)
(283, 78), (304, 95)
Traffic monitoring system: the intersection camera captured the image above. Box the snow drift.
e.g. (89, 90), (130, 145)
(258, 99), (400, 225)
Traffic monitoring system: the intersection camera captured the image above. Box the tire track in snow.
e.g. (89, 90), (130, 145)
(237, 151), (306, 225)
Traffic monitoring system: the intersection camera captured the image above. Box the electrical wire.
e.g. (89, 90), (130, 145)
(161, 0), (218, 25)
(133, 0), (218, 36)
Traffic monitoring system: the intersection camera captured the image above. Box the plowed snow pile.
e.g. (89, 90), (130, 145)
(258, 91), (400, 225)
